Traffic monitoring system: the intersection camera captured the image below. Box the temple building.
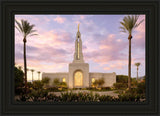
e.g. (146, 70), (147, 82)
(42, 24), (116, 88)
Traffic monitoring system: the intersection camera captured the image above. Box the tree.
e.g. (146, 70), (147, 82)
(98, 78), (105, 87)
(93, 78), (105, 88)
(37, 71), (41, 80)
(30, 69), (35, 83)
(42, 77), (50, 87)
(116, 75), (128, 83)
(15, 19), (37, 92)
(32, 80), (44, 90)
(59, 82), (67, 88)
(15, 66), (24, 95)
(52, 78), (60, 87)
(120, 15), (144, 90)
(15, 66), (24, 89)
(135, 62), (141, 81)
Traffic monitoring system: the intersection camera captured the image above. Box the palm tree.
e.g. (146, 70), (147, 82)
(27, 68), (30, 71)
(120, 15), (144, 90)
(18, 66), (22, 70)
(135, 62), (141, 81)
(15, 19), (37, 92)
(37, 71), (41, 80)
(30, 69), (35, 83)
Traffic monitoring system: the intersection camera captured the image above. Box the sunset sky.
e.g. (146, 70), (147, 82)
(15, 15), (145, 81)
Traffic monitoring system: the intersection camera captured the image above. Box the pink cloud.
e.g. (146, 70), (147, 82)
(54, 16), (66, 23)
(103, 60), (128, 71)
(84, 34), (128, 64)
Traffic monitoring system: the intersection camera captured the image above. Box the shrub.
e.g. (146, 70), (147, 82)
(116, 75), (128, 83)
(101, 87), (112, 91)
(113, 83), (128, 90)
(52, 78), (60, 87)
(118, 93), (141, 102)
(42, 77), (50, 85)
(33, 80), (44, 90)
(93, 78), (105, 88)
(59, 82), (67, 88)
(137, 82), (145, 94)
(99, 95), (113, 102)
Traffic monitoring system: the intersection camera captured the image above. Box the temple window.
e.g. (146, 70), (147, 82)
(62, 78), (66, 82)
(92, 78), (95, 83)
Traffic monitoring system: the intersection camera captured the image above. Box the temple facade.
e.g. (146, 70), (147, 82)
(42, 25), (116, 88)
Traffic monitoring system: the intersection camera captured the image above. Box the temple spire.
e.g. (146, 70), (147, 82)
(78, 23), (80, 32)
(73, 24), (84, 63)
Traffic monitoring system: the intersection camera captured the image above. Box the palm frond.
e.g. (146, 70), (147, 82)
(134, 19), (144, 29)
(120, 15), (144, 35)
(119, 26), (127, 33)
(29, 34), (38, 37)
(15, 19), (37, 39)
(15, 20), (24, 33)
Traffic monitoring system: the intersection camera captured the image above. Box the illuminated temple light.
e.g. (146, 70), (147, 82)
(92, 78), (95, 83)
(62, 78), (66, 82)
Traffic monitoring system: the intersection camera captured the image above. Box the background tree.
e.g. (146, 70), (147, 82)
(42, 77), (50, 87)
(52, 78), (60, 87)
(15, 66), (24, 89)
(15, 66), (24, 95)
(120, 15), (144, 90)
(116, 75), (128, 83)
(37, 71), (41, 80)
(113, 75), (128, 90)
(15, 19), (37, 92)
(27, 68), (30, 73)
(30, 69), (35, 83)
(18, 66), (23, 70)
(135, 62), (141, 81)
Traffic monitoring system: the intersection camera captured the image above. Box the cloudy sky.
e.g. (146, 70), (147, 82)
(15, 15), (145, 81)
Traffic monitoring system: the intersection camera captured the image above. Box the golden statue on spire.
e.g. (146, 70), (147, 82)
(78, 23), (80, 32)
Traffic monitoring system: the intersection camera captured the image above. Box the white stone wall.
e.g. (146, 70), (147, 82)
(89, 72), (116, 87)
(42, 72), (116, 88)
(42, 73), (69, 86)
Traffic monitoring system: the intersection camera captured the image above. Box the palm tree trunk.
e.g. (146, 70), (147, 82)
(128, 35), (132, 90)
(38, 73), (40, 80)
(23, 38), (27, 93)
(137, 67), (138, 81)
(32, 72), (33, 83)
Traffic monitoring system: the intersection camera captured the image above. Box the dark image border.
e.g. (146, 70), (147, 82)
(0, 0), (159, 115)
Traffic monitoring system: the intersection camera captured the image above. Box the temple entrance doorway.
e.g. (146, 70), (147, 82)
(74, 71), (83, 88)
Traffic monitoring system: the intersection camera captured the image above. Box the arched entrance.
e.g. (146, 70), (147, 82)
(74, 71), (83, 87)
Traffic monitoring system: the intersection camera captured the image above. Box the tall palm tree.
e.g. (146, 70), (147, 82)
(120, 15), (144, 90)
(135, 62), (141, 81)
(15, 19), (37, 92)
(31, 69), (35, 83)
(37, 71), (41, 80)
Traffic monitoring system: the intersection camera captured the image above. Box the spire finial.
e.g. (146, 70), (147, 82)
(78, 23), (80, 32)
